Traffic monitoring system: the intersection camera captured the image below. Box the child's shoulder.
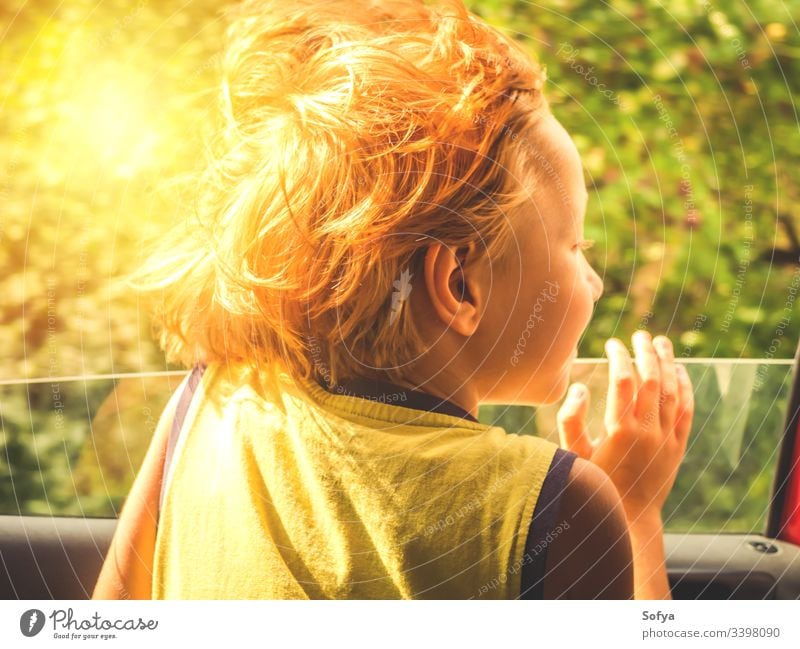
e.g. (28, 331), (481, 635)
(542, 457), (634, 599)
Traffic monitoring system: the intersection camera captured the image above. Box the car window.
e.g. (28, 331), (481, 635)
(0, 372), (185, 518)
(1, 359), (793, 532)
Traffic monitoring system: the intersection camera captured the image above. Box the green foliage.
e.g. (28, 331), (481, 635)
(469, 0), (800, 359)
(1, 0), (798, 533)
(0, 375), (178, 517)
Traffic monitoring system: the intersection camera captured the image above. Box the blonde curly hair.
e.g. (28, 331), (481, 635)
(127, 0), (550, 398)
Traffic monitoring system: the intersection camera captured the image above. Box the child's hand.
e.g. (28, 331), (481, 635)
(556, 331), (694, 521)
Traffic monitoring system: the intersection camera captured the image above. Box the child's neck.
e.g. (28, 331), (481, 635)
(397, 357), (480, 421)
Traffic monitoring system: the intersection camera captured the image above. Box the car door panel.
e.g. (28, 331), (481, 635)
(0, 515), (115, 600)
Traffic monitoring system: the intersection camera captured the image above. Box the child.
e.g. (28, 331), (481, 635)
(93, 0), (693, 599)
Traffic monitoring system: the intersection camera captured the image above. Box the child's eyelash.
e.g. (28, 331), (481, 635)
(577, 239), (596, 251)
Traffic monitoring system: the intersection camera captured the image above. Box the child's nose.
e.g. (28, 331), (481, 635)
(587, 265), (603, 303)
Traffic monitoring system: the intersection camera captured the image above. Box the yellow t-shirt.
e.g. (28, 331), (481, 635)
(152, 360), (561, 599)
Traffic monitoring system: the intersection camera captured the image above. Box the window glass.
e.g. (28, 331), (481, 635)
(0, 373), (184, 517)
(479, 359), (795, 534)
(1, 359), (793, 531)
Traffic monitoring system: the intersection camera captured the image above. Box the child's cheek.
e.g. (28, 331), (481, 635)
(504, 280), (563, 361)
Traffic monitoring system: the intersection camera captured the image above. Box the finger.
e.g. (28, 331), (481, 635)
(674, 363), (695, 448)
(653, 335), (678, 433)
(604, 338), (636, 434)
(631, 330), (660, 426)
(557, 383), (593, 459)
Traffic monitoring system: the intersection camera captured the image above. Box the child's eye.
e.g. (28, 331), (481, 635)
(576, 239), (595, 252)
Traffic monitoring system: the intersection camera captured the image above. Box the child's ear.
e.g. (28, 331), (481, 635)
(423, 241), (485, 337)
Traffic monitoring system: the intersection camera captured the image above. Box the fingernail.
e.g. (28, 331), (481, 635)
(571, 384), (584, 398)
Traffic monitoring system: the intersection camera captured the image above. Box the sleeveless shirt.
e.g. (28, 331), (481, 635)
(152, 361), (576, 599)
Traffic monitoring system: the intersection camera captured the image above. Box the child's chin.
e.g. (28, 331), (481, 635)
(553, 362), (576, 400)
(531, 371), (571, 406)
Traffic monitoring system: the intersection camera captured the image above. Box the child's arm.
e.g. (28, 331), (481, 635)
(91, 377), (184, 600)
(550, 469), (670, 600)
(557, 331), (695, 600)
(542, 457), (634, 599)
(624, 509), (671, 600)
